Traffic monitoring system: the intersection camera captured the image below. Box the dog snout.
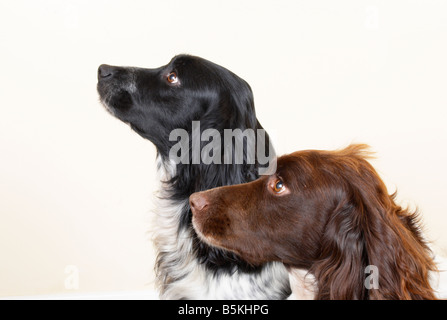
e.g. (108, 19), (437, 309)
(98, 64), (116, 81)
(190, 192), (209, 214)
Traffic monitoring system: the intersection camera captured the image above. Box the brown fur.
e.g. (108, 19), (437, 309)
(190, 144), (437, 300)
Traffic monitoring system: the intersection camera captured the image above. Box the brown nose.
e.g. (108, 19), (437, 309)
(190, 192), (209, 214)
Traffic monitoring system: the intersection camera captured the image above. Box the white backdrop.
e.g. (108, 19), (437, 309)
(1, 0), (446, 297)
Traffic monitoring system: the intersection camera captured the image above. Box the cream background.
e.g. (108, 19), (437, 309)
(0, 0), (446, 297)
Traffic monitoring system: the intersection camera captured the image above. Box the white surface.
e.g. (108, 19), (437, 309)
(2, 290), (159, 301)
(432, 256), (447, 299)
(0, 0), (446, 297)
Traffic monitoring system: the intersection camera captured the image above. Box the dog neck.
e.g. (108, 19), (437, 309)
(287, 268), (316, 300)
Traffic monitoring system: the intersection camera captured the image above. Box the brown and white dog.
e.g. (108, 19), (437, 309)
(190, 144), (438, 299)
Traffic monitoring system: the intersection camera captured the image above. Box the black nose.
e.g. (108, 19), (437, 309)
(98, 64), (115, 80)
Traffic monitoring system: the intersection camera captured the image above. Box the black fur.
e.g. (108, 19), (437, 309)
(97, 54), (290, 298)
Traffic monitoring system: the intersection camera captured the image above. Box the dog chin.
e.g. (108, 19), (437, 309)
(192, 217), (214, 244)
(99, 99), (117, 117)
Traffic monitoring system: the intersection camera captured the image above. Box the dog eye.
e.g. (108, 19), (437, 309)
(272, 179), (285, 193)
(167, 72), (178, 84)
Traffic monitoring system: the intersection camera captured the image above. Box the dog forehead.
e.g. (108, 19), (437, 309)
(275, 153), (321, 189)
(170, 54), (203, 68)
(276, 154), (306, 174)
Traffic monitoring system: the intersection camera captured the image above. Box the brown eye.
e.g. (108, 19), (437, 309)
(272, 179), (285, 193)
(167, 72), (178, 84)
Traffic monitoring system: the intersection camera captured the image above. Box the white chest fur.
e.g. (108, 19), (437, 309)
(151, 155), (290, 299)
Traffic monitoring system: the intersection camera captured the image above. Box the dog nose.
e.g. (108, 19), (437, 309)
(190, 193), (209, 214)
(98, 64), (115, 80)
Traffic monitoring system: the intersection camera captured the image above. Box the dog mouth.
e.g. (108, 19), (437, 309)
(191, 215), (226, 249)
(191, 216), (214, 245)
(191, 214), (242, 258)
(97, 83), (135, 116)
(97, 65), (137, 116)
(192, 216), (260, 266)
(97, 89), (117, 116)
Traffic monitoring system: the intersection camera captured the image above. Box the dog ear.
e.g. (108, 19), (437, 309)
(225, 77), (258, 130)
(211, 77), (275, 179)
(356, 190), (437, 300)
(310, 176), (437, 300)
(310, 192), (369, 299)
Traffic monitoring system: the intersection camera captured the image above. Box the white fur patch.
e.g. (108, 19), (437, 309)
(287, 268), (316, 300)
(151, 155), (290, 299)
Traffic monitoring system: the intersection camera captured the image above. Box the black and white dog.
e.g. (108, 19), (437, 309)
(97, 55), (290, 299)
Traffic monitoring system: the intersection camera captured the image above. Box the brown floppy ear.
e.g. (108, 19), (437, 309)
(357, 191), (437, 300)
(311, 179), (437, 300)
(310, 192), (369, 300)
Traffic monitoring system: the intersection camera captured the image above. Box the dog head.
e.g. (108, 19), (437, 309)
(189, 148), (332, 268)
(189, 145), (389, 269)
(190, 145), (438, 299)
(97, 54), (257, 155)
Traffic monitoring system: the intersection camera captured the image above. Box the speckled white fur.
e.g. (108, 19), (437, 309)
(151, 155), (290, 299)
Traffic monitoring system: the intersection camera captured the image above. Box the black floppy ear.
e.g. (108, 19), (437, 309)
(223, 76), (258, 130)
(215, 75), (275, 178)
